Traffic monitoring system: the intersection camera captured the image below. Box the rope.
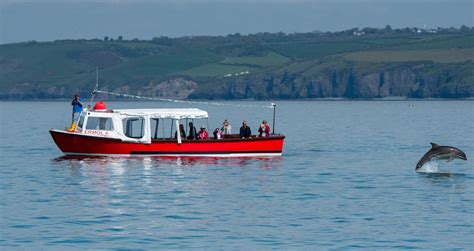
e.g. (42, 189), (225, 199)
(94, 90), (274, 109)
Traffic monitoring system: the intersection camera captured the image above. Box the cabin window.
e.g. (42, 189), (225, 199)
(77, 114), (86, 129)
(123, 117), (144, 138)
(150, 118), (160, 139)
(86, 117), (114, 131)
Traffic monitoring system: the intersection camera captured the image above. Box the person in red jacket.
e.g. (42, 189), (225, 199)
(258, 120), (270, 137)
(198, 126), (209, 140)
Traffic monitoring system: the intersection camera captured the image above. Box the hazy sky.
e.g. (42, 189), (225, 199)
(1, 0), (472, 44)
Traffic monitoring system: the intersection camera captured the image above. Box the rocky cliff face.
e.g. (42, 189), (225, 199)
(1, 63), (472, 100)
(139, 79), (197, 99)
(0, 78), (198, 100)
(189, 62), (474, 99)
(88, 78), (198, 99)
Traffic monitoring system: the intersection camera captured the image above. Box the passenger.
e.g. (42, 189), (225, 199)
(213, 128), (222, 139)
(221, 119), (232, 137)
(258, 120), (271, 137)
(198, 126), (209, 140)
(187, 122), (198, 140)
(175, 124), (186, 139)
(69, 94), (83, 131)
(239, 120), (252, 139)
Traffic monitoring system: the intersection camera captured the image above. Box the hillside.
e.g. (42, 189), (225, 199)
(1, 27), (473, 99)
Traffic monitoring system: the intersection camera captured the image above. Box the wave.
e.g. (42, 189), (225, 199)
(416, 160), (440, 173)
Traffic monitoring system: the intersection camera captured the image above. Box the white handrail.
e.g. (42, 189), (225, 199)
(94, 90), (274, 109)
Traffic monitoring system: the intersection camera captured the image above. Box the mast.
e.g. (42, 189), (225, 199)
(89, 66), (99, 104)
(271, 103), (276, 134)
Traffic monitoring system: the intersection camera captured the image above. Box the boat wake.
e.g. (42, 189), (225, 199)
(416, 160), (440, 173)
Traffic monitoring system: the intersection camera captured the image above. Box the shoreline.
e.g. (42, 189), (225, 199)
(1, 97), (473, 102)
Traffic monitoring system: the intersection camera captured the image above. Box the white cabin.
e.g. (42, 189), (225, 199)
(76, 108), (209, 144)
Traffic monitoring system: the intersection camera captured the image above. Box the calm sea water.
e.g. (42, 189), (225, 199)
(1, 101), (473, 249)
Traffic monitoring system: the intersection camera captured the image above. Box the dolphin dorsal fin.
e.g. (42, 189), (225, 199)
(430, 142), (439, 148)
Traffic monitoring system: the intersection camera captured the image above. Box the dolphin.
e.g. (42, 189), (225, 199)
(416, 143), (467, 171)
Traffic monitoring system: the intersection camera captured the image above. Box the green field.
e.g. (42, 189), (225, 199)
(180, 63), (255, 78)
(344, 48), (474, 63)
(220, 52), (290, 67)
(181, 52), (290, 78)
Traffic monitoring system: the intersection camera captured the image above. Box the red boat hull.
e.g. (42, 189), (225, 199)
(50, 130), (285, 157)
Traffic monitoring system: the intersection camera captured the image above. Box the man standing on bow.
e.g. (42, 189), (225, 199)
(69, 94), (83, 131)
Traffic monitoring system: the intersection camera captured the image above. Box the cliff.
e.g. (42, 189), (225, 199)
(189, 61), (474, 99)
(1, 29), (473, 99)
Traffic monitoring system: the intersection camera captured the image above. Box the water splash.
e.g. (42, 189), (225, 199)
(417, 160), (440, 173)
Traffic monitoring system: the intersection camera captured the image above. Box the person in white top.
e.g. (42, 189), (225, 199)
(221, 119), (232, 136)
(213, 128), (222, 139)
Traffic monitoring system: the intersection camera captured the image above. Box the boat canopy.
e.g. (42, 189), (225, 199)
(112, 108), (208, 119)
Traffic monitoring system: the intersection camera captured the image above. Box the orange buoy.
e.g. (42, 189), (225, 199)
(94, 101), (107, 111)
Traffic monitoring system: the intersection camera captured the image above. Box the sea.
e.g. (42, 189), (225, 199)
(0, 100), (473, 249)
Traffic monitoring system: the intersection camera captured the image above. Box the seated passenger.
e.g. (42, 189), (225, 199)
(221, 119), (232, 136)
(239, 120), (252, 139)
(258, 120), (270, 137)
(213, 128), (222, 139)
(187, 122), (198, 140)
(175, 124), (186, 139)
(198, 126), (209, 140)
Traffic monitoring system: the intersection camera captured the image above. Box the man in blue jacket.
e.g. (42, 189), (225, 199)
(69, 94), (83, 131)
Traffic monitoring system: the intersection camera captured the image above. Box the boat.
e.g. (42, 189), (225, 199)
(50, 102), (285, 157)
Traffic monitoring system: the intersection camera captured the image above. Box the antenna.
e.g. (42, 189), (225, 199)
(89, 66), (99, 104)
(271, 103), (276, 134)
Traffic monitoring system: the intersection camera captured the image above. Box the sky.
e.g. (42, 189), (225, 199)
(0, 0), (472, 44)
